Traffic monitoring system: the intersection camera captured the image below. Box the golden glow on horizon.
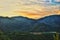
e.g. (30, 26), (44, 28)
(0, 0), (60, 19)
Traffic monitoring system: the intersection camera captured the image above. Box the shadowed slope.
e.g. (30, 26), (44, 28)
(0, 15), (60, 32)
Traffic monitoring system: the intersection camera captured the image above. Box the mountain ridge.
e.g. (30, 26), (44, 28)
(0, 15), (60, 32)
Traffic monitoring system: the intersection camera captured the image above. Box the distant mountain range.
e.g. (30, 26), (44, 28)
(0, 15), (60, 32)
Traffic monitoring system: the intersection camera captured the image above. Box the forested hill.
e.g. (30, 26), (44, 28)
(0, 15), (60, 32)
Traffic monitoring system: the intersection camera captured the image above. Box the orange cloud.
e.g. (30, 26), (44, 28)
(14, 11), (40, 19)
(14, 9), (60, 19)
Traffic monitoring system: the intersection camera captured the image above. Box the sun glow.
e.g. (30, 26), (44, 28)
(0, 0), (60, 19)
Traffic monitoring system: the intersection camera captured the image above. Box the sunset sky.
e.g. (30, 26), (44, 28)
(0, 0), (60, 19)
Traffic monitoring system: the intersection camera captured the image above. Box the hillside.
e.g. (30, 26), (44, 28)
(0, 15), (60, 32)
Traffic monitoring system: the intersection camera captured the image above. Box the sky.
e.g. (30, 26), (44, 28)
(0, 0), (60, 19)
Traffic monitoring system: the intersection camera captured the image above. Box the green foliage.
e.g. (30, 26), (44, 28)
(0, 31), (60, 40)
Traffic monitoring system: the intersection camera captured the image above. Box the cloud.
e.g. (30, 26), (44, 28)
(0, 0), (60, 19)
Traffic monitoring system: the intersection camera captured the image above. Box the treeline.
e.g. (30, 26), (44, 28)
(0, 30), (56, 40)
